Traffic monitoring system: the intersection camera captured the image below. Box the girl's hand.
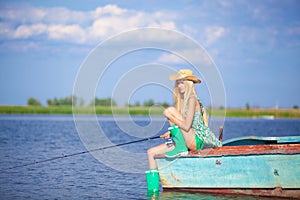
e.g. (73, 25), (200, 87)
(160, 131), (170, 139)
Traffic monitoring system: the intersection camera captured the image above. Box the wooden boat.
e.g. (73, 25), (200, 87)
(155, 136), (300, 198)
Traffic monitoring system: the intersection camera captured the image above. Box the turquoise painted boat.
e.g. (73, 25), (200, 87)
(155, 136), (300, 198)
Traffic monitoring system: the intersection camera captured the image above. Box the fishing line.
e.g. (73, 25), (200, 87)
(1, 135), (161, 171)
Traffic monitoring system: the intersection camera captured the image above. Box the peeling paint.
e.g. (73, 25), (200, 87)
(170, 172), (180, 182)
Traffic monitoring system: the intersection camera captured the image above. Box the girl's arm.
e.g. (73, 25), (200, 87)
(160, 131), (170, 138)
(164, 97), (196, 132)
(202, 108), (209, 127)
(181, 97), (196, 132)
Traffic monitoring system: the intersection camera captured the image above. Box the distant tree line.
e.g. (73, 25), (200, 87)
(127, 99), (170, 108)
(27, 96), (170, 108)
(27, 97), (42, 106)
(26, 96), (83, 106)
(25, 97), (300, 109)
(47, 96), (76, 106)
(89, 97), (117, 106)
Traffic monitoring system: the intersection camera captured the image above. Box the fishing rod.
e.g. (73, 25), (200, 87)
(1, 135), (161, 171)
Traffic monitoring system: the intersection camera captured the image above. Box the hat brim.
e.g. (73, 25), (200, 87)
(186, 76), (201, 84)
(169, 74), (201, 84)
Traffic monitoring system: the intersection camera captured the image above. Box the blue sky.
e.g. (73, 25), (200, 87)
(0, 0), (299, 108)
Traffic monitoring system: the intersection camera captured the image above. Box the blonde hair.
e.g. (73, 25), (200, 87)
(173, 80), (197, 116)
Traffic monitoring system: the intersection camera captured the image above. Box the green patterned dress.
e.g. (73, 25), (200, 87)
(189, 97), (222, 148)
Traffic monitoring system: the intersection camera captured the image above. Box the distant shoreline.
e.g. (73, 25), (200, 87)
(0, 105), (299, 118)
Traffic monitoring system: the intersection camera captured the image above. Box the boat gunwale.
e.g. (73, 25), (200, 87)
(222, 135), (300, 146)
(155, 143), (300, 159)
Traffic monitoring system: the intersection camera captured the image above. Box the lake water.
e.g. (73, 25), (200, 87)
(0, 115), (299, 199)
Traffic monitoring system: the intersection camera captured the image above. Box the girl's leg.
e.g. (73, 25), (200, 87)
(181, 129), (197, 150)
(163, 107), (196, 150)
(147, 143), (174, 169)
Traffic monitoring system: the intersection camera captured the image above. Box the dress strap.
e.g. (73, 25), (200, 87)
(196, 96), (205, 115)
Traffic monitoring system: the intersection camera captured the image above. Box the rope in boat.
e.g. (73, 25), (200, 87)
(0, 135), (161, 171)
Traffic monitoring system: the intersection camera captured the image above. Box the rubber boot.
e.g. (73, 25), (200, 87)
(145, 168), (159, 196)
(165, 124), (188, 158)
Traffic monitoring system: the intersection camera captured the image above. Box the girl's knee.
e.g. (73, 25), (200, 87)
(147, 147), (155, 156)
(163, 106), (176, 117)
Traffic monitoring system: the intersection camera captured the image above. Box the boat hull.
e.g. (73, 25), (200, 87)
(156, 143), (300, 198)
(163, 187), (299, 199)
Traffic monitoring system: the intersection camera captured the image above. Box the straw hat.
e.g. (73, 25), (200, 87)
(169, 69), (201, 84)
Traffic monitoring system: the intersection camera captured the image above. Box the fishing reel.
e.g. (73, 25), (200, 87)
(165, 138), (174, 147)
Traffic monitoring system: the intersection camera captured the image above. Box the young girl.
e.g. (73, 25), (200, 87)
(145, 69), (222, 194)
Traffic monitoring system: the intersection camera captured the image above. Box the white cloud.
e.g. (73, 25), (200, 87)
(204, 26), (228, 46)
(156, 47), (213, 67)
(0, 22), (13, 37)
(157, 53), (185, 64)
(0, 3), (178, 47)
(14, 24), (47, 39)
(89, 16), (134, 39)
(93, 4), (128, 16)
(44, 7), (88, 24)
(48, 24), (86, 43)
(0, 3), (46, 23)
